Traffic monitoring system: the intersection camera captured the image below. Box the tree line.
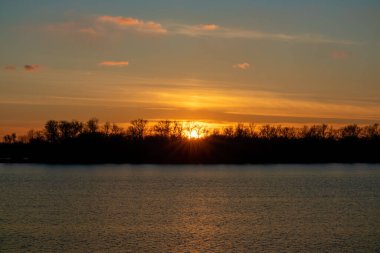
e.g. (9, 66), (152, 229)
(1, 118), (379, 163)
(2, 118), (380, 144)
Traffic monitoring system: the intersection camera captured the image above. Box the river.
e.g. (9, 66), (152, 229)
(1, 164), (379, 252)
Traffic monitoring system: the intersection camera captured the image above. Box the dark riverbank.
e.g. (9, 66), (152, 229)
(2, 120), (379, 164)
(1, 137), (379, 164)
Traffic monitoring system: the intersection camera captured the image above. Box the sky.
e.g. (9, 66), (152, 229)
(1, 0), (380, 136)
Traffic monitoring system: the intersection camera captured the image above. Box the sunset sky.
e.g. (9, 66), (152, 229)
(1, 0), (380, 136)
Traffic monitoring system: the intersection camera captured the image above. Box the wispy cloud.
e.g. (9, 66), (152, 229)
(233, 62), (250, 70)
(99, 61), (129, 67)
(97, 16), (167, 34)
(331, 50), (351, 59)
(2, 72), (378, 125)
(78, 28), (98, 36)
(170, 23), (220, 37)
(4, 65), (16, 71)
(145, 83), (380, 121)
(24, 64), (40, 72)
(195, 24), (220, 31)
(45, 15), (354, 45)
(173, 24), (354, 45)
(47, 22), (100, 36)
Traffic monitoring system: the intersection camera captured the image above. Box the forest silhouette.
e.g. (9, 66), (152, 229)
(1, 118), (380, 164)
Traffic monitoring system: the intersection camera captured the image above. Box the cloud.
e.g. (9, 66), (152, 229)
(98, 16), (140, 26)
(331, 50), (351, 59)
(195, 24), (219, 31)
(78, 28), (98, 36)
(24, 65), (40, 72)
(4, 65), (16, 71)
(97, 16), (167, 34)
(99, 61), (129, 67)
(47, 22), (100, 36)
(233, 62), (250, 70)
(45, 16), (354, 45)
(173, 24), (354, 45)
(171, 23), (220, 36)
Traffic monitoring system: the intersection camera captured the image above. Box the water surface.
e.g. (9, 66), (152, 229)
(1, 164), (379, 252)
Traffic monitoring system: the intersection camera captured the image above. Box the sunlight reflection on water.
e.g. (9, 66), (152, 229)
(0, 164), (379, 252)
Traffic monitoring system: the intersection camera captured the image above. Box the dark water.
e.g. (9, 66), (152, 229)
(0, 164), (379, 252)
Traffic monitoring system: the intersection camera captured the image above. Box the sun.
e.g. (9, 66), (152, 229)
(189, 129), (200, 139)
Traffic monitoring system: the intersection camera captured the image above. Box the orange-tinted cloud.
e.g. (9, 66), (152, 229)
(46, 17), (354, 45)
(331, 50), (351, 59)
(99, 61), (129, 67)
(98, 16), (140, 26)
(195, 24), (219, 31)
(24, 65), (40, 72)
(47, 22), (100, 37)
(233, 62), (250, 70)
(4, 65), (16, 71)
(97, 16), (167, 34)
(78, 28), (98, 36)
(174, 24), (354, 45)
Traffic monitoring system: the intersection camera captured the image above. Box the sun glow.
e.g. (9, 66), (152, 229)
(183, 121), (211, 139)
(189, 129), (200, 139)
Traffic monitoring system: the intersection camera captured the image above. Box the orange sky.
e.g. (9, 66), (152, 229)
(1, 1), (380, 137)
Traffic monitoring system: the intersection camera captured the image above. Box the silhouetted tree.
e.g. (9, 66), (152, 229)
(17, 134), (29, 144)
(2, 118), (380, 164)
(185, 122), (208, 138)
(154, 120), (171, 138)
(259, 125), (277, 139)
(59, 121), (72, 140)
(170, 121), (183, 139)
(3, 133), (17, 144)
(223, 126), (234, 137)
(195, 124), (208, 138)
(362, 123), (380, 139)
(103, 121), (111, 135)
(59, 120), (84, 139)
(278, 126), (297, 139)
(340, 124), (361, 139)
(303, 124), (330, 139)
(44, 120), (60, 143)
(234, 123), (248, 138)
(70, 120), (84, 137)
(26, 129), (45, 142)
(128, 119), (148, 139)
(111, 123), (123, 135)
(247, 123), (257, 138)
(211, 128), (220, 136)
(86, 118), (99, 134)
